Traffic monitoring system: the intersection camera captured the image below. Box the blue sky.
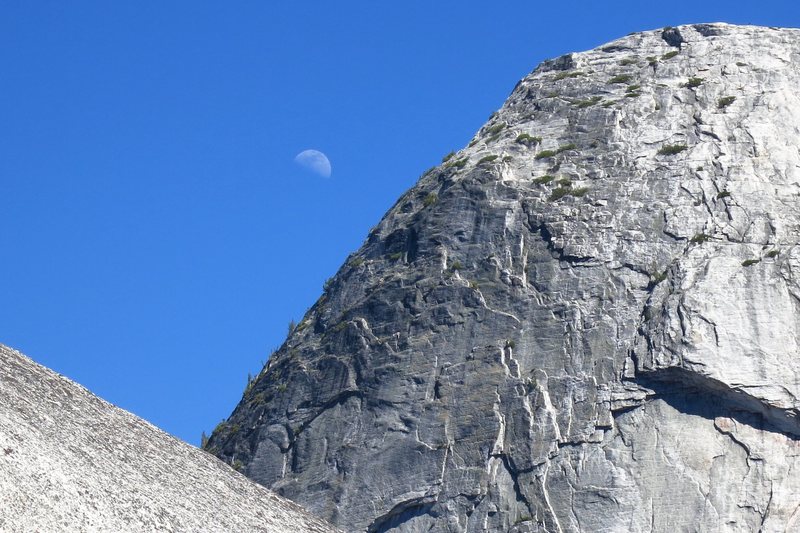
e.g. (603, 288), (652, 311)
(2, 2), (797, 445)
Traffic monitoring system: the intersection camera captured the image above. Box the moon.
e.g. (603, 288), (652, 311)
(294, 149), (331, 178)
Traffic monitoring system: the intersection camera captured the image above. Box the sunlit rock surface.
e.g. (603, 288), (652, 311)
(0, 344), (340, 533)
(210, 23), (800, 532)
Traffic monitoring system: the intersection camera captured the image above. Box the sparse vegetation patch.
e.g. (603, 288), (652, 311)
(573, 96), (603, 108)
(556, 143), (577, 153)
(515, 133), (542, 145)
(651, 271), (668, 284)
(537, 143), (577, 158)
(718, 96), (736, 109)
(658, 144), (688, 156)
(625, 83), (642, 97)
(553, 71), (583, 81)
(608, 74), (633, 84)
(548, 187), (571, 201)
(423, 192), (438, 207)
(445, 157), (468, 169)
(685, 77), (704, 88)
(485, 123), (506, 135)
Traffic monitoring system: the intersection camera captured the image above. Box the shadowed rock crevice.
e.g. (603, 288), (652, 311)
(633, 367), (800, 440)
(366, 497), (437, 533)
(661, 27), (685, 47)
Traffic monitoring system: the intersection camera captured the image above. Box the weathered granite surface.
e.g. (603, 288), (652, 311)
(0, 344), (341, 533)
(209, 23), (800, 532)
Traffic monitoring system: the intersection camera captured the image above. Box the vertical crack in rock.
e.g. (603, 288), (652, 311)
(539, 462), (564, 533)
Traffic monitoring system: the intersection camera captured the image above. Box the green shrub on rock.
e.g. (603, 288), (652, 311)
(658, 144), (688, 156)
(549, 187), (571, 201)
(608, 74), (633, 84)
(685, 77), (704, 88)
(515, 133), (542, 145)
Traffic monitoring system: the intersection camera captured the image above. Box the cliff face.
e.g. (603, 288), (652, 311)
(209, 23), (800, 532)
(0, 344), (340, 533)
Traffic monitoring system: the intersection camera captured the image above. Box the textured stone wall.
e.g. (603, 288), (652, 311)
(210, 23), (800, 532)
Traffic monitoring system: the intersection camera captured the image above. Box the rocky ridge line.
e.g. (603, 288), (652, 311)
(0, 344), (341, 533)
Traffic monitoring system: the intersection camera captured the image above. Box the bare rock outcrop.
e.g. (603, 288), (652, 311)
(0, 344), (340, 533)
(209, 23), (800, 532)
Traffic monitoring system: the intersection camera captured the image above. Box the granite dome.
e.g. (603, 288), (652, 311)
(209, 23), (800, 532)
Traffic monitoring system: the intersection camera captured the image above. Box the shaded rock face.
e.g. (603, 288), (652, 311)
(209, 23), (800, 532)
(0, 345), (340, 533)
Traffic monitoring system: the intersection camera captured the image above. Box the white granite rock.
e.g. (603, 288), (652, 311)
(210, 24), (800, 532)
(0, 344), (341, 533)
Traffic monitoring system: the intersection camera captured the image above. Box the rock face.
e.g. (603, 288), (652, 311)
(209, 23), (800, 532)
(0, 344), (340, 533)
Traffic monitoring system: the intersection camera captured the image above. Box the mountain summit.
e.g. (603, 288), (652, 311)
(209, 23), (800, 532)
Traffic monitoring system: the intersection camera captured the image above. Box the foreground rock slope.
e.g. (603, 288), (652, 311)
(209, 23), (800, 532)
(0, 344), (340, 533)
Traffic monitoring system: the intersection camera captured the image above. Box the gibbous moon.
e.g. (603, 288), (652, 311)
(294, 149), (332, 178)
